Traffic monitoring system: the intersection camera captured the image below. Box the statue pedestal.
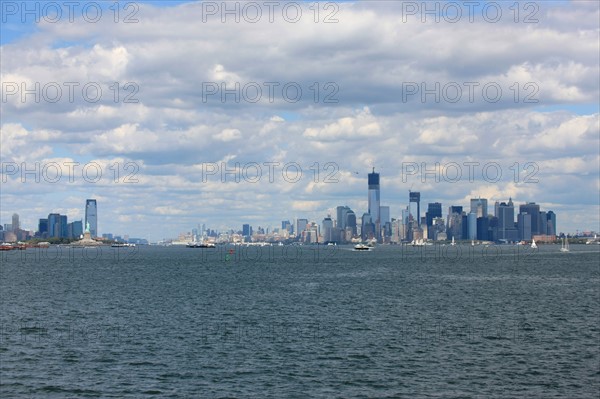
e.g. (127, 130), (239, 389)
(71, 231), (102, 246)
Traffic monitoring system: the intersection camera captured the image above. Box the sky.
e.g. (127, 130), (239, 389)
(1, 0), (599, 241)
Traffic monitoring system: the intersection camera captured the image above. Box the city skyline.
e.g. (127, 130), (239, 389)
(1, 167), (593, 243)
(1, 1), (598, 241)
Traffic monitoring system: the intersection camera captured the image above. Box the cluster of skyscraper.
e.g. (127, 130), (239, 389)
(319, 168), (557, 244)
(429, 198), (557, 243)
(37, 213), (82, 240)
(232, 168), (558, 245)
(1, 199), (98, 242)
(320, 169), (391, 244)
(37, 199), (97, 239)
(0, 213), (24, 242)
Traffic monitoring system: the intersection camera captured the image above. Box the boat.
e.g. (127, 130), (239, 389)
(531, 239), (537, 249)
(0, 243), (14, 251)
(0, 242), (26, 250)
(560, 238), (570, 252)
(187, 242), (216, 248)
(585, 234), (599, 245)
(411, 239), (424, 247)
(353, 243), (372, 251)
(111, 243), (136, 247)
(450, 237), (455, 246)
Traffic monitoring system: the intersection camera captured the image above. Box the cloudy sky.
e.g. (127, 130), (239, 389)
(1, 0), (599, 241)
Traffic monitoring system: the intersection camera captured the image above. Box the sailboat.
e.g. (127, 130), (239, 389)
(451, 237), (455, 246)
(560, 237), (570, 252)
(531, 239), (537, 249)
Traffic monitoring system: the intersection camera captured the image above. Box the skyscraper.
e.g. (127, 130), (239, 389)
(518, 213), (532, 240)
(11, 213), (19, 232)
(336, 206), (351, 230)
(426, 202), (442, 239)
(496, 198), (518, 242)
(449, 205), (462, 215)
(71, 220), (83, 238)
(539, 211), (547, 235)
(447, 210), (463, 240)
(322, 216), (334, 243)
(401, 207), (410, 240)
(345, 210), (357, 236)
(409, 191), (421, 227)
(519, 202), (540, 235)
(380, 206), (391, 240)
(60, 215), (68, 238)
(38, 218), (48, 238)
(242, 224), (252, 240)
(470, 198), (488, 218)
(467, 212), (477, 240)
(85, 199), (98, 237)
(281, 220), (292, 235)
(547, 211), (556, 236)
(477, 216), (490, 241)
(296, 219), (308, 238)
(380, 206), (390, 225)
(48, 213), (60, 238)
(368, 168), (381, 239)
(361, 213), (374, 240)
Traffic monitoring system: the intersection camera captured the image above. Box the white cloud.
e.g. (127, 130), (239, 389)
(303, 107), (381, 141)
(215, 128), (242, 142)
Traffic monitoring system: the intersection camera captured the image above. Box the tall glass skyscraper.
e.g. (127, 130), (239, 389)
(60, 215), (68, 238)
(48, 213), (60, 238)
(496, 198), (518, 242)
(345, 210), (357, 236)
(85, 199), (98, 237)
(368, 168), (380, 239)
(546, 211), (556, 236)
(519, 202), (540, 235)
(11, 213), (19, 232)
(322, 216), (334, 243)
(426, 202), (442, 239)
(409, 191), (421, 227)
